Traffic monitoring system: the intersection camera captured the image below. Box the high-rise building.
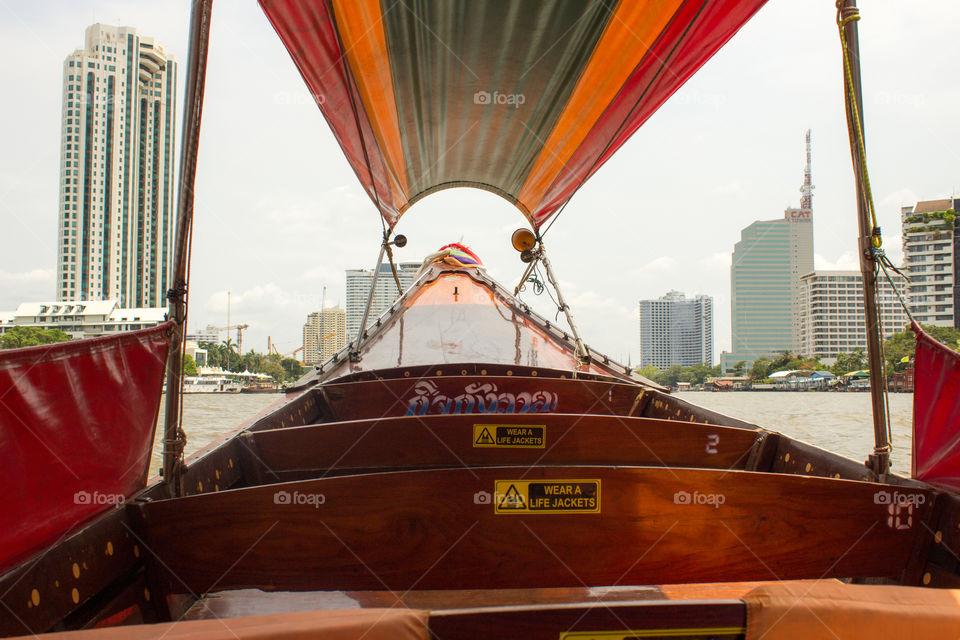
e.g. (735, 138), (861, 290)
(56, 24), (177, 307)
(302, 307), (347, 365)
(798, 270), (909, 361)
(638, 291), (713, 368)
(901, 197), (960, 328)
(345, 262), (422, 340)
(720, 131), (814, 373)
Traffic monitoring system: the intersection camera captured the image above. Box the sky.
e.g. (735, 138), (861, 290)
(1, 1), (958, 365)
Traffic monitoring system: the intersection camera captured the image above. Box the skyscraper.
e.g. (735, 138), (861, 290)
(56, 24), (177, 307)
(302, 307), (347, 365)
(638, 291), (713, 368)
(798, 270), (909, 360)
(345, 262), (422, 340)
(720, 131), (814, 372)
(901, 197), (960, 328)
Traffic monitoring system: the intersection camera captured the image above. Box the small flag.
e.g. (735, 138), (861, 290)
(900, 355), (910, 363)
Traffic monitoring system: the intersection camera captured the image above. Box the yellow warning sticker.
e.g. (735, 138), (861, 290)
(559, 628), (744, 639)
(473, 424), (546, 448)
(494, 479), (600, 514)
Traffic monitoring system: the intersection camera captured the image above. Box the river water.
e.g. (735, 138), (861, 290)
(150, 391), (915, 479)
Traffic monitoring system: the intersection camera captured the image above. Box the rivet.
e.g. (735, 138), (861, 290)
(531, 370), (538, 377)
(935, 531), (943, 544)
(144, 588), (151, 601)
(133, 545), (140, 558)
(31, 589), (39, 606)
(561, 374), (566, 379)
(461, 369), (467, 375)
(404, 371), (410, 377)
(834, 473), (841, 478)
(805, 463), (812, 473)
(507, 370), (513, 376)
(923, 572), (932, 585)
(436, 370), (442, 376)
(71, 588), (79, 604)
(481, 369), (487, 375)
(784, 453), (791, 462)
(72, 563), (80, 579)
(106, 541), (114, 556)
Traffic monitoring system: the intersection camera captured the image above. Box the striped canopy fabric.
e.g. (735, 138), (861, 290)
(260, 0), (768, 230)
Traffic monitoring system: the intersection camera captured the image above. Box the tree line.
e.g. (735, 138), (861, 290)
(636, 324), (960, 385)
(198, 340), (306, 383)
(0, 329), (306, 384)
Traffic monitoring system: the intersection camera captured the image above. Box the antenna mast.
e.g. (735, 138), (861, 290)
(800, 129), (814, 211)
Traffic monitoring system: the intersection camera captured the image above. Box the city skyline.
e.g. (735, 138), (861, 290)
(1, 2), (958, 360)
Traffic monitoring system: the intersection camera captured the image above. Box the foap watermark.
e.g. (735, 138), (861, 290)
(873, 490), (925, 507)
(473, 490), (492, 505)
(274, 490), (326, 508)
(473, 90), (525, 108)
(74, 490), (124, 507)
(674, 490), (725, 509)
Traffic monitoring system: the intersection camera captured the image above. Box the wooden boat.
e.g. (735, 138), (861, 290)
(3, 1), (960, 638)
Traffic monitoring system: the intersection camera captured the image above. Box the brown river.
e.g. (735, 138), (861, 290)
(149, 391), (915, 479)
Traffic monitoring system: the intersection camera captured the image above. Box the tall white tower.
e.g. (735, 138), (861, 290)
(56, 24), (177, 307)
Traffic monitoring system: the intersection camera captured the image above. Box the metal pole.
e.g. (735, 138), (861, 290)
(839, 0), (890, 479)
(538, 242), (589, 372)
(162, 0), (214, 496)
(349, 241), (388, 360)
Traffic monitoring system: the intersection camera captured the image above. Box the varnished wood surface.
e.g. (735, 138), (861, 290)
(244, 414), (759, 478)
(137, 466), (935, 595)
(429, 601), (746, 640)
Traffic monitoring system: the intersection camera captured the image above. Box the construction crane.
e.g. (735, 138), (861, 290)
(213, 324), (250, 354)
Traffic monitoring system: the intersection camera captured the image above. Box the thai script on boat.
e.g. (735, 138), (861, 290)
(405, 380), (558, 416)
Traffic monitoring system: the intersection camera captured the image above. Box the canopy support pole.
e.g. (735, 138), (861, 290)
(162, 0), (214, 497)
(349, 239), (389, 361)
(538, 242), (589, 375)
(839, 0), (890, 480)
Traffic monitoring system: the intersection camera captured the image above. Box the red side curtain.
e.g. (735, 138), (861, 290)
(911, 321), (960, 491)
(0, 323), (173, 571)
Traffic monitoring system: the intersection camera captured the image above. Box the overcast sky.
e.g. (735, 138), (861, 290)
(1, 1), (958, 364)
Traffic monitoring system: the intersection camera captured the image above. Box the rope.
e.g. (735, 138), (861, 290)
(836, 2), (881, 247)
(837, 2), (895, 459)
(385, 241), (403, 294)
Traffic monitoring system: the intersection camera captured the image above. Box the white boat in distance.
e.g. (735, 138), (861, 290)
(181, 375), (241, 394)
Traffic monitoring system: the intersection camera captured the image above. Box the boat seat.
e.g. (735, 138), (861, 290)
(134, 465), (936, 595)
(239, 414), (761, 483)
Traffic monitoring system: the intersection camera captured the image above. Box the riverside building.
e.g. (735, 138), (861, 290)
(798, 270), (909, 361)
(302, 307), (347, 365)
(720, 131), (814, 373)
(0, 301), (166, 340)
(56, 24), (177, 308)
(901, 197), (960, 328)
(345, 262), (421, 340)
(638, 291), (714, 368)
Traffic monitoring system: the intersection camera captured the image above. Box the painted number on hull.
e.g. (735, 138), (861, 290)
(473, 424), (546, 448)
(494, 480), (600, 514)
(706, 434), (719, 454)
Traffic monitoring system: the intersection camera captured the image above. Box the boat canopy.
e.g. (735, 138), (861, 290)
(259, 0), (768, 229)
